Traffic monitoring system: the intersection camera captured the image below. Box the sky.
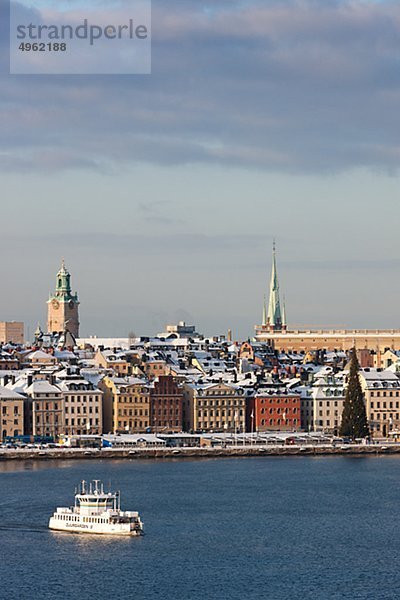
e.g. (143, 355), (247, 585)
(1, 0), (400, 340)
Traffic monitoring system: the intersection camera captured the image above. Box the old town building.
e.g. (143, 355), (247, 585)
(0, 386), (25, 439)
(150, 375), (183, 433)
(299, 374), (345, 434)
(59, 379), (103, 436)
(100, 376), (150, 434)
(26, 380), (64, 439)
(247, 387), (301, 432)
(359, 368), (400, 437)
(183, 382), (247, 433)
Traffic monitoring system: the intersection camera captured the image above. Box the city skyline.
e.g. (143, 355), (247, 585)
(3, 235), (400, 342)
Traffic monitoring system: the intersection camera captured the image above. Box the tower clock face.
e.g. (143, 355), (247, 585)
(52, 299), (59, 309)
(69, 300), (74, 309)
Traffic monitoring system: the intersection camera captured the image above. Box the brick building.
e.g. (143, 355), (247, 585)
(150, 375), (183, 433)
(247, 387), (301, 432)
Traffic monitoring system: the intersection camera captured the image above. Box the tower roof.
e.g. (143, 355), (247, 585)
(57, 258), (69, 277)
(267, 241), (282, 328)
(48, 259), (78, 303)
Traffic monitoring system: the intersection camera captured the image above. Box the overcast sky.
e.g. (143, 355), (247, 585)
(1, 0), (400, 340)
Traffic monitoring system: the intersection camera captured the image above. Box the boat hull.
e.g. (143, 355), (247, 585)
(48, 518), (143, 536)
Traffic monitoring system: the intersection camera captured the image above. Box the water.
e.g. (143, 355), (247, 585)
(0, 456), (399, 600)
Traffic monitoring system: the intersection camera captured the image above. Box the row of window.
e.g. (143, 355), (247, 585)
(67, 395), (99, 402)
(197, 409), (244, 418)
(260, 408), (298, 415)
(65, 418), (99, 426)
(197, 421), (243, 429)
(370, 413), (398, 420)
(118, 409), (149, 417)
(65, 406), (99, 414)
(260, 418), (298, 426)
(258, 398), (298, 404)
(197, 400), (244, 407)
(1, 407), (19, 415)
(118, 396), (149, 404)
(370, 401), (399, 409)
(370, 391), (400, 397)
(117, 421), (149, 428)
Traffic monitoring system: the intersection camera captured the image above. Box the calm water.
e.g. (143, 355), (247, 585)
(1, 456), (400, 600)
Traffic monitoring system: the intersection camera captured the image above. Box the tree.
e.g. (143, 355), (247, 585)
(339, 348), (370, 439)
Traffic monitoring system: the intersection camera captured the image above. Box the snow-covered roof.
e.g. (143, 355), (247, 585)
(0, 385), (25, 399)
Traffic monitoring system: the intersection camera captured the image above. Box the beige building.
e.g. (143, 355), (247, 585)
(59, 380), (103, 435)
(300, 375), (345, 434)
(0, 322), (24, 345)
(359, 368), (400, 437)
(94, 350), (132, 376)
(23, 349), (58, 369)
(0, 386), (25, 439)
(143, 358), (168, 380)
(100, 376), (150, 434)
(27, 380), (64, 439)
(255, 328), (400, 354)
(183, 382), (246, 433)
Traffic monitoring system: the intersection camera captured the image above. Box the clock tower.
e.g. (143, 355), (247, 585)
(47, 260), (80, 338)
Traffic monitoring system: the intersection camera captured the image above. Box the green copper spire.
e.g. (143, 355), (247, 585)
(282, 294), (287, 327)
(262, 294), (267, 326)
(56, 258), (71, 293)
(267, 240), (282, 329)
(49, 259), (78, 303)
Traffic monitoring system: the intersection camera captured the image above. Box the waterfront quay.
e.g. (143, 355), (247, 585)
(1, 435), (399, 460)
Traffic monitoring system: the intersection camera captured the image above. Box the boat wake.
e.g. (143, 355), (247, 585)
(0, 523), (48, 533)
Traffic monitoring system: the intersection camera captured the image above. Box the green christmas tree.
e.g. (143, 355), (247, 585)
(339, 348), (370, 439)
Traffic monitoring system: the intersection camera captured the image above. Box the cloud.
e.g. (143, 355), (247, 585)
(2, 0), (400, 173)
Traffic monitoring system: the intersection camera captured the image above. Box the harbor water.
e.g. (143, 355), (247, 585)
(1, 456), (399, 600)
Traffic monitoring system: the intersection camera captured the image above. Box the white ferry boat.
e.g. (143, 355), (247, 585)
(48, 480), (144, 536)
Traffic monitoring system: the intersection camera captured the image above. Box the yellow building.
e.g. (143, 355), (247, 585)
(0, 386), (25, 439)
(100, 376), (150, 434)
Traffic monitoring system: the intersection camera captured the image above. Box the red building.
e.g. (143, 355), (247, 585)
(150, 375), (183, 433)
(246, 388), (301, 432)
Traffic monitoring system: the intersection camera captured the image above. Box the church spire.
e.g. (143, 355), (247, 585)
(282, 295), (287, 329)
(262, 294), (267, 326)
(267, 240), (282, 331)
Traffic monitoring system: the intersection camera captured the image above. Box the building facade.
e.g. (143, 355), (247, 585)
(150, 375), (183, 433)
(0, 386), (25, 439)
(60, 380), (103, 436)
(183, 382), (247, 433)
(100, 376), (150, 434)
(247, 388), (301, 432)
(359, 368), (400, 437)
(27, 380), (64, 439)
